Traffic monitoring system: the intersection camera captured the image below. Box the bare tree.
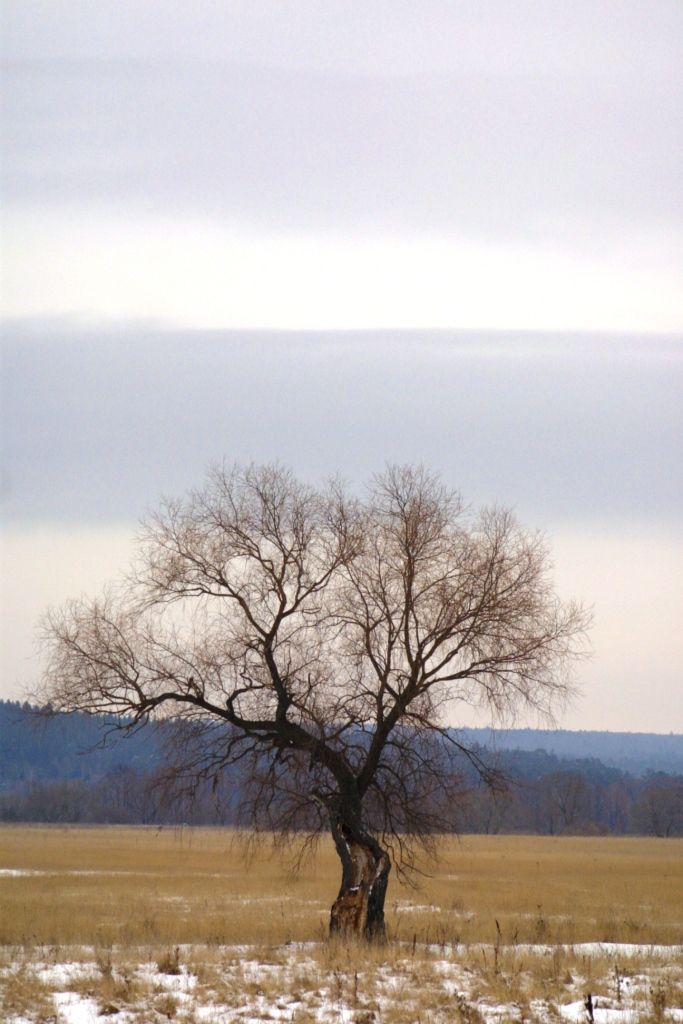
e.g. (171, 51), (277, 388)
(37, 463), (590, 940)
(632, 776), (683, 837)
(539, 771), (593, 834)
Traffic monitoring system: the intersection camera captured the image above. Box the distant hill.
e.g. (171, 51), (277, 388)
(458, 728), (683, 777)
(3, 701), (681, 787)
(0, 700), (160, 790)
(2, 702), (681, 832)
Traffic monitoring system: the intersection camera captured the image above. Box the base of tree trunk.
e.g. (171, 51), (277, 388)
(329, 821), (391, 941)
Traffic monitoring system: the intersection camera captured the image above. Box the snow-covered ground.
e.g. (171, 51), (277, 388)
(2, 942), (681, 1024)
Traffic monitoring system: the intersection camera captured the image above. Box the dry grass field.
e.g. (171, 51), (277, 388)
(1, 826), (681, 948)
(1, 826), (681, 1023)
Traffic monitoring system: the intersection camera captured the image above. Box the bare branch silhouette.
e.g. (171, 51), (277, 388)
(37, 462), (591, 940)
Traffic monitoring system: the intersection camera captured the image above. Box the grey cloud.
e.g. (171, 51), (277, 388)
(3, 1), (681, 78)
(3, 58), (681, 247)
(3, 0), (682, 250)
(2, 326), (681, 528)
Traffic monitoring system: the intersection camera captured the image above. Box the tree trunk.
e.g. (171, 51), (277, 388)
(329, 818), (391, 941)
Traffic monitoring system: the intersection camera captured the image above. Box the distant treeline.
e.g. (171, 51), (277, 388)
(0, 700), (161, 786)
(1, 701), (681, 836)
(459, 727), (683, 777)
(460, 768), (683, 837)
(2, 762), (681, 837)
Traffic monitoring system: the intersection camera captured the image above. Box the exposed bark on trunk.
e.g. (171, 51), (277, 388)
(329, 818), (391, 941)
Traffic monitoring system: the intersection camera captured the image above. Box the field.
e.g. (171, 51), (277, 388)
(1, 826), (681, 1023)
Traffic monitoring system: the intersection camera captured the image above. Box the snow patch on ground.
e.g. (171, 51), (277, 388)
(1, 942), (681, 1024)
(394, 901), (443, 912)
(560, 1000), (683, 1024)
(53, 992), (101, 1024)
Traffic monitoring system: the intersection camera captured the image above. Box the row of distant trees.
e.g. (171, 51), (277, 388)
(461, 770), (683, 837)
(2, 765), (681, 837)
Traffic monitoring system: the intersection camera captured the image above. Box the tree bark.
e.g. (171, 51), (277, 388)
(329, 818), (391, 941)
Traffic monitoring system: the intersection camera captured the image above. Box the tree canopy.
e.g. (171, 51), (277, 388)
(38, 463), (590, 938)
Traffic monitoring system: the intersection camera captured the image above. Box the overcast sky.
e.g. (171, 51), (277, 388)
(1, 2), (681, 731)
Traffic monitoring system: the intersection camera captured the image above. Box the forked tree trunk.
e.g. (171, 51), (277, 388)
(329, 818), (391, 941)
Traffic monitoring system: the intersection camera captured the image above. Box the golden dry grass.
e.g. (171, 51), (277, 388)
(0, 825), (681, 948)
(1, 828), (682, 1024)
